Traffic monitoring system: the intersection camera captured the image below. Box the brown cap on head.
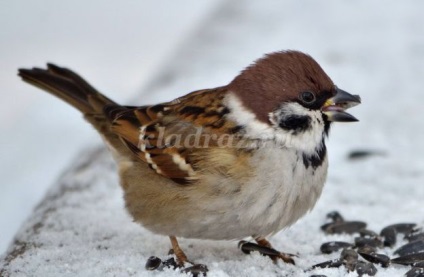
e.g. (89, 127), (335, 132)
(227, 51), (335, 123)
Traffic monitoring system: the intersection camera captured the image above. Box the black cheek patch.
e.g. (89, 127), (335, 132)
(279, 115), (311, 133)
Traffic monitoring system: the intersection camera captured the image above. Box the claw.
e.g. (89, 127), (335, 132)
(238, 240), (296, 265)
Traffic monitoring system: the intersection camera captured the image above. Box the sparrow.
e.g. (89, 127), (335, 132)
(18, 50), (360, 269)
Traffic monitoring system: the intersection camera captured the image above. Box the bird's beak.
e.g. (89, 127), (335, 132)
(322, 88), (361, 122)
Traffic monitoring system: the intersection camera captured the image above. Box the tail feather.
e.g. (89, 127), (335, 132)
(18, 64), (118, 115)
(18, 64), (138, 158)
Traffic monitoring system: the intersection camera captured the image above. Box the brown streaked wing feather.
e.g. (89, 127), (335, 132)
(110, 87), (243, 184)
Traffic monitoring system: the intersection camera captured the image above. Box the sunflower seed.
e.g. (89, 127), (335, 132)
(380, 226), (397, 247)
(355, 261), (377, 276)
(394, 240), (424, 257)
(357, 251), (390, 267)
(145, 256), (162, 270)
(322, 221), (366, 234)
(181, 264), (209, 277)
(405, 267), (424, 277)
(354, 237), (383, 248)
(320, 241), (353, 254)
(391, 252), (424, 266)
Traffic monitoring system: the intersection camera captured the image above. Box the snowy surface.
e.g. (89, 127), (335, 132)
(2, 0), (424, 276)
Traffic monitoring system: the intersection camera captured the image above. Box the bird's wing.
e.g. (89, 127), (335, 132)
(108, 88), (244, 184)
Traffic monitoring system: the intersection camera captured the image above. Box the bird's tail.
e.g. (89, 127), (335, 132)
(18, 64), (133, 156)
(18, 63), (118, 115)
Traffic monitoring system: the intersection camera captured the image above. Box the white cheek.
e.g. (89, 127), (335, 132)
(273, 109), (325, 155)
(224, 93), (276, 139)
(225, 94), (325, 155)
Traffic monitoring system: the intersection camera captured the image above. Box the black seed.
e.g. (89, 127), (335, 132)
(181, 264), (209, 277)
(380, 227), (397, 247)
(162, 257), (180, 269)
(145, 256), (162, 270)
(391, 252), (424, 266)
(382, 223), (417, 234)
(326, 211), (344, 223)
(415, 261), (424, 268)
(341, 249), (358, 272)
(405, 267), (424, 277)
(354, 237), (383, 248)
(358, 251), (390, 267)
(357, 245), (378, 255)
(311, 259), (343, 269)
(394, 240), (424, 257)
(320, 241), (353, 254)
(359, 229), (379, 238)
(347, 150), (385, 160)
(321, 221), (367, 234)
(406, 231), (424, 243)
(355, 261), (377, 276)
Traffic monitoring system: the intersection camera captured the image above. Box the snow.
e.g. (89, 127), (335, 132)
(2, 0), (424, 276)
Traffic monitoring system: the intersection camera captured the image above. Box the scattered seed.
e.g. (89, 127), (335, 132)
(415, 262), (424, 268)
(354, 237), (383, 248)
(145, 256), (162, 270)
(357, 251), (390, 267)
(359, 229), (379, 238)
(406, 232), (424, 243)
(341, 249), (358, 272)
(322, 221), (367, 235)
(347, 150), (384, 160)
(391, 252), (424, 266)
(394, 240), (424, 257)
(162, 257), (179, 269)
(405, 267), (424, 277)
(326, 211), (344, 223)
(355, 261), (377, 276)
(383, 223), (417, 235)
(311, 259), (343, 269)
(182, 264), (209, 277)
(320, 241), (353, 254)
(357, 245), (377, 254)
(380, 227), (397, 247)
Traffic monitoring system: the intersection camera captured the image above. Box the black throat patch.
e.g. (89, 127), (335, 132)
(302, 143), (327, 169)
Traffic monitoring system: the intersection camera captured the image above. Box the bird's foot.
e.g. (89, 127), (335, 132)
(145, 255), (208, 276)
(145, 236), (208, 276)
(239, 238), (297, 265)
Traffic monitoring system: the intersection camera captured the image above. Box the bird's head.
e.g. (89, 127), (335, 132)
(226, 50), (361, 154)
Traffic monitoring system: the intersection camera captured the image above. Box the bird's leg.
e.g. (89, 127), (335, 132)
(146, 237), (208, 275)
(169, 236), (189, 266)
(255, 236), (296, 265)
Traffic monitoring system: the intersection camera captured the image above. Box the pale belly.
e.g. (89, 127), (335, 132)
(166, 147), (328, 240)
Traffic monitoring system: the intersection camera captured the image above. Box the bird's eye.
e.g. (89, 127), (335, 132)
(299, 91), (316, 104)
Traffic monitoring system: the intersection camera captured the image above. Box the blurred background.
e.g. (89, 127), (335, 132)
(1, 0), (424, 258)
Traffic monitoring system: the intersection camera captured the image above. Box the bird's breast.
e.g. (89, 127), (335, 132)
(236, 146), (328, 236)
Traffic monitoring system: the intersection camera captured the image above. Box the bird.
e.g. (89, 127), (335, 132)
(18, 50), (360, 269)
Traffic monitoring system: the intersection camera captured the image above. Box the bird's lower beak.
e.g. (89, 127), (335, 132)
(322, 88), (361, 122)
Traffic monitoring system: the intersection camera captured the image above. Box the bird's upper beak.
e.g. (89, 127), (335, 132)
(322, 88), (361, 122)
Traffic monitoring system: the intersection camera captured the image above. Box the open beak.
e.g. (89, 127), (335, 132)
(322, 88), (361, 122)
